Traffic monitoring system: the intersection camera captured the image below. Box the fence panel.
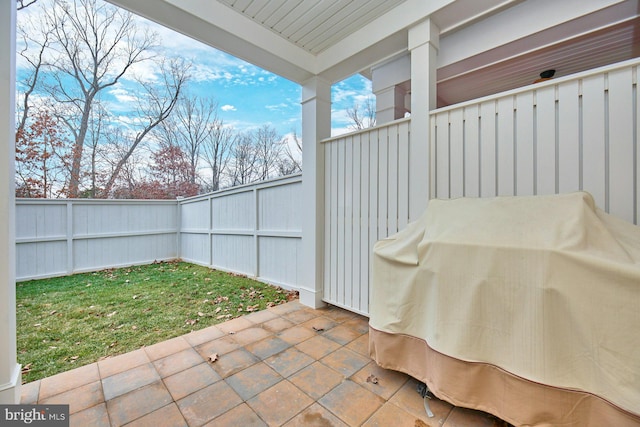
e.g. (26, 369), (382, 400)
(430, 58), (640, 225)
(178, 175), (302, 289)
(16, 199), (178, 281)
(322, 118), (411, 315)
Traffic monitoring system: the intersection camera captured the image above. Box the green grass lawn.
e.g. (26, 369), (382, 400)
(16, 261), (297, 383)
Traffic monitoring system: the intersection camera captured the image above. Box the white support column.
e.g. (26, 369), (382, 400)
(0, 0), (21, 404)
(408, 18), (439, 221)
(299, 77), (331, 309)
(372, 54), (410, 125)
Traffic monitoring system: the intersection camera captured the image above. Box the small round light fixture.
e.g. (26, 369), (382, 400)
(534, 69), (555, 83)
(540, 69), (555, 79)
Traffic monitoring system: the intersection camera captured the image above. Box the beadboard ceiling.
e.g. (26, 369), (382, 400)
(215, 0), (407, 55)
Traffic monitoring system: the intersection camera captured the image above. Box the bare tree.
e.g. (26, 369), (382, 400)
(17, 0), (39, 10)
(16, 11), (51, 138)
(157, 93), (217, 185)
(42, 0), (158, 197)
(202, 120), (233, 191)
(228, 133), (258, 186)
(253, 125), (282, 181)
(100, 58), (190, 197)
(346, 96), (376, 130)
(277, 131), (302, 176)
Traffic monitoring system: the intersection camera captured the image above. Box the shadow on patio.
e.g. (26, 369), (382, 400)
(21, 300), (509, 426)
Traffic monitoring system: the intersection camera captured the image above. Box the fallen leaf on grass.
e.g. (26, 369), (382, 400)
(208, 353), (218, 363)
(21, 364), (32, 374)
(366, 375), (379, 384)
(107, 311), (117, 317)
(197, 312), (205, 317)
(216, 314), (226, 320)
(49, 310), (57, 316)
(185, 319), (198, 326)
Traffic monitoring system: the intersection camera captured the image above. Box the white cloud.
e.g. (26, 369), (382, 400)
(221, 104), (237, 112)
(109, 87), (138, 104)
(265, 103), (289, 111)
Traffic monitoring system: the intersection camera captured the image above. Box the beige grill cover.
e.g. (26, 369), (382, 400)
(369, 192), (640, 425)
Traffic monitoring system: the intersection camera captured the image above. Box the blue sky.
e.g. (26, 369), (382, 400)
(107, 10), (373, 139)
(16, 0), (374, 140)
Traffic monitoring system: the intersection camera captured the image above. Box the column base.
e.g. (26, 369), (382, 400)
(0, 364), (22, 404)
(298, 287), (326, 309)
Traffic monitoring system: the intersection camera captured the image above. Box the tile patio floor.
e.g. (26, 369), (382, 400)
(20, 300), (510, 426)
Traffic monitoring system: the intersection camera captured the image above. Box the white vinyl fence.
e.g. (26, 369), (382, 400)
(323, 58), (640, 315)
(179, 175), (302, 289)
(15, 175), (302, 285)
(430, 58), (640, 225)
(15, 199), (178, 281)
(322, 118), (411, 315)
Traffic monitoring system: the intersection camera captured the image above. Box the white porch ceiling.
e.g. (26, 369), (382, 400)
(215, 0), (406, 55)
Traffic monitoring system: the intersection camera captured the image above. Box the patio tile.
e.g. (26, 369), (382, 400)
(194, 335), (240, 359)
(318, 380), (384, 426)
(39, 380), (103, 415)
(282, 308), (320, 324)
(264, 347), (315, 378)
(352, 361), (409, 400)
(247, 380), (314, 426)
(277, 325), (316, 345)
(38, 362), (100, 400)
(322, 324), (362, 345)
(163, 363), (221, 401)
(20, 380), (40, 404)
(98, 349), (151, 379)
(176, 381), (243, 426)
(299, 316), (338, 333)
(443, 406), (506, 427)
(123, 403), (187, 427)
(295, 335), (341, 360)
(363, 402), (423, 427)
(244, 309), (279, 324)
(70, 402), (110, 427)
(210, 348), (259, 378)
(389, 378), (453, 426)
(320, 347), (370, 377)
(346, 333), (370, 356)
(102, 362), (161, 401)
(144, 336), (191, 361)
(283, 402), (349, 427)
(183, 325), (225, 347)
(205, 403), (267, 427)
(152, 348), (203, 378)
(268, 300), (304, 315)
(342, 316), (370, 335)
(262, 317), (296, 333)
(231, 326), (272, 346)
(245, 336), (292, 360)
(106, 381), (173, 427)
(288, 361), (344, 400)
(216, 316), (253, 334)
(320, 307), (356, 323)
(226, 361), (282, 400)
